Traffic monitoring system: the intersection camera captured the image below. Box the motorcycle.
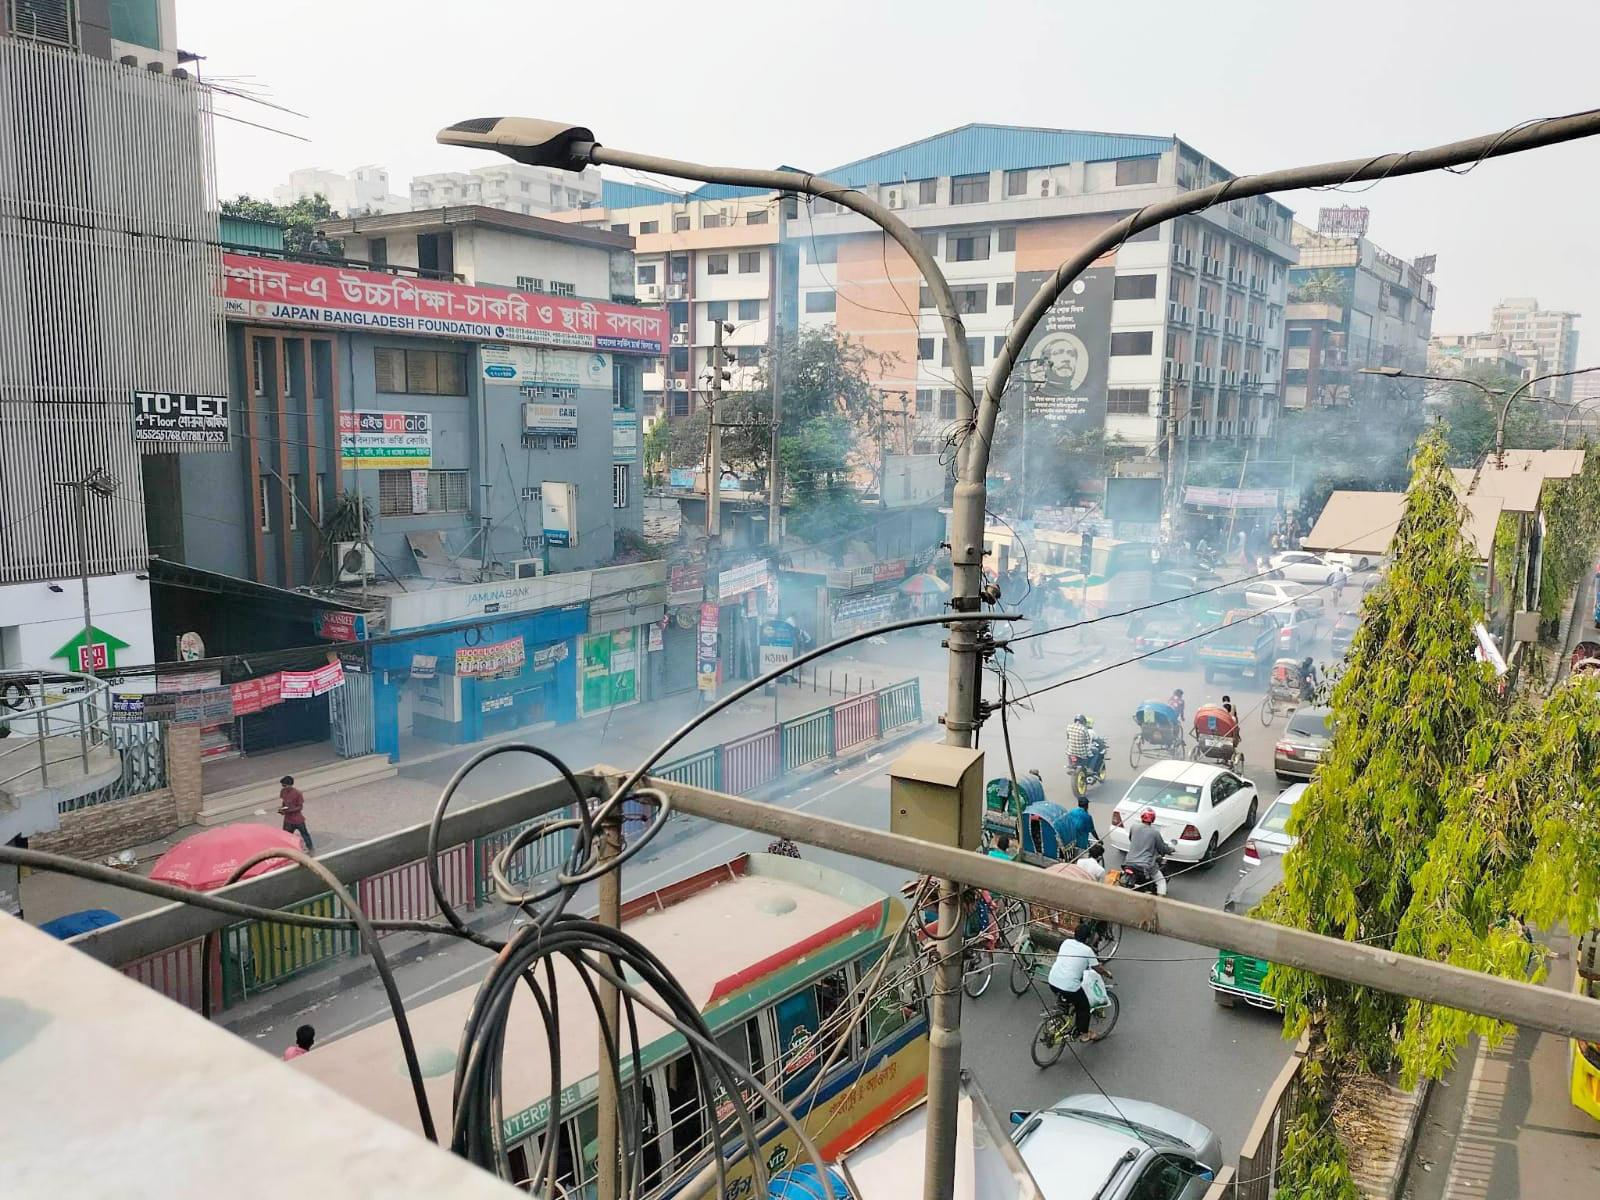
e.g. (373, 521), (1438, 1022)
(1068, 736), (1109, 799)
(1116, 855), (1169, 898)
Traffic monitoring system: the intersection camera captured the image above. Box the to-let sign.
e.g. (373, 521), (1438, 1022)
(133, 391), (230, 445)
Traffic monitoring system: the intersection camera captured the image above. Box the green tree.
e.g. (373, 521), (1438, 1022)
(221, 193), (343, 256)
(987, 391), (1105, 512)
(642, 416), (670, 487)
(1436, 369), (1559, 466)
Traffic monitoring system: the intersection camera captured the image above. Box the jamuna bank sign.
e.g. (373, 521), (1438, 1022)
(221, 253), (666, 355)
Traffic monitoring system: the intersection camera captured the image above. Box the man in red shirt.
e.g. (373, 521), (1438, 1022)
(282, 1024), (315, 1060)
(277, 775), (313, 851)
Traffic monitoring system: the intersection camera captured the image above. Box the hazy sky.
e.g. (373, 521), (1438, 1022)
(183, 0), (1600, 342)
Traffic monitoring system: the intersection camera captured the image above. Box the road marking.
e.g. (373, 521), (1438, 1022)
(318, 755), (894, 1042)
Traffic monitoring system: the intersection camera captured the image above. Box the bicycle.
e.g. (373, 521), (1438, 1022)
(909, 882), (1009, 999)
(1030, 966), (1120, 1067)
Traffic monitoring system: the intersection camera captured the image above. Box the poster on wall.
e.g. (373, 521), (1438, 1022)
(698, 602), (720, 694)
(482, 345), (613, 389)
(759, 620), (796, 676)
(612, 412), (639, 463)
(1012, 267), (1114, 435)
(579, 629), (639, 714)
(540, 481), (577, 547)
(339, 411), (432, 467)
(455, 636), (527, 678)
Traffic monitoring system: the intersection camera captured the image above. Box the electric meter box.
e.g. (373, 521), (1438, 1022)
(888, 744), (985, 850)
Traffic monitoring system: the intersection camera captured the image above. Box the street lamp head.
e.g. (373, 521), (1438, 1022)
(1357, 366), (1404, 377)
(437, 116), (596, 172)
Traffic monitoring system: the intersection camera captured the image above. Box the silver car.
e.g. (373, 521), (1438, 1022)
(1242, 782), (1306, 870)
(1012, 1094), (1223, 1200)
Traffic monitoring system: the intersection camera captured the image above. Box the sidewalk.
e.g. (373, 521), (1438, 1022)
(1403, 932), (1600, 1199)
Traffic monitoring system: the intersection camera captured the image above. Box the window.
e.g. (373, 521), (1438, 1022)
(517, 275), (544, 293)
(640, 220), (659, 234)
(1125, 224), (1160, 242)
(734, 345), (760, 366)
(806, 238), (838, 264)
(707, 253), (729, 275)
(952, 285), (987, 314)
(1114, 274), (1159, 301)
(110, 0), (162, 49)
(918, 230), (940, 257)
(1286, 329), (1311, 347)
(1107, 388), (1151, 414)
(1110, 332), (1155, 356)
(941, 337), (984, 366)
(1005, 169), (1029, 197)
(948, 233), (991, 262)
(917, 337), (935, 361)
(671, 347), (689, 372)
(1116, 157), (1160, 187)
(673, 213), (690, 232)
(287, 474), (300, 531)
(374, 347), (467, 395)
(702, 212), (725, 229)
(997, 226), (1016, 253)
(950, 173), (990, 205)
(612, 464), (630, 509)
(316, 473), (328, 524)
(548, 281), (576, 299)
(379, 469), (468, 516)
(746, 209), (769, 225)
(992, 335), (1007, 357)
(368, 237), (388, 266)
(995, 282), (1014, 307)
(916, 178), (938, 204)
(918, 286), (934, 310)
(258, 477), (271, 533)
(804, 291), (836, 314)
(939, 390), (958, 419)
(416, 231), (454, 276)
(611, 223), (630, 235)
(915, 389), (933, 414)
(637, 264), (657, 285)
(707, 300), (729, 322)
(737, 298), (760, 321)
(738, 250), (761, 274)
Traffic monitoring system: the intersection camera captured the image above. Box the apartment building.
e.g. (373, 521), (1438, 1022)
(550, 181), (789, 420)
(410, 163), (603, 217)
(790, 124), (1297, 452)
(1428, 333), (1527, 380)
(274, 166), (409, 215)
(1490, 297), (1581, 399)
(1283, 221), (1438, 409)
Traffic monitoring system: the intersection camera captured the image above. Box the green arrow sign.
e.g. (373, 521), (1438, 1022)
(51, 625), (132, 672)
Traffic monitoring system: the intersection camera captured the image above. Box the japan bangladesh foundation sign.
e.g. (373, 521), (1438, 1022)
(338, 410), (432, 467)
(1012, 267), (1114, 435)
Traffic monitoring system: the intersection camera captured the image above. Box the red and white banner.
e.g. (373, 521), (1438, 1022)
(280, 661), (345, 699)
(221, 253), (666, 355)
(455, 636), (527, 678)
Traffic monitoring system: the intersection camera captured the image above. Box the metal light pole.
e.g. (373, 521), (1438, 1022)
(436, 116), (979, 1200)
(54, 467), (119, 674)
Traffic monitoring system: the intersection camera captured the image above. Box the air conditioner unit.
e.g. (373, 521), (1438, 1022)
(666, 284), (686, 300)
(512, 557), (546, 579)
(670, 332), (688, 346)
(1039, 178), (1051, 197)
(1183, 249), (1196, 267)
(671, 379), (688, 391)
(886, 189), (901, 209)
(639, 284), (661, 301)
(336, 541), (375, 583)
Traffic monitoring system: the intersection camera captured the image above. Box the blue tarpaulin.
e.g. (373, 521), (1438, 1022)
(39, 909), (119, 939)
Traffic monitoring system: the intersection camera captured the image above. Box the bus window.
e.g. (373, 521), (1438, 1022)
(815, 967), (855, 1058)
(711, 1016), (768, 1127)
(664, 1053), (706, 1174)
(775, 986), (821, 1097)
(860, 946), (919, 1047)
(634, 1071), (666, 1191)
(567, 1105), (599, 1194)
(507, 1144), (531, 1192)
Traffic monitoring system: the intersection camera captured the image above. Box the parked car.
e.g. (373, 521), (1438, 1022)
(1210, 855), (1286, 1010)
(1241, 580), (1326, 621)
(1011, 1094), (1223, 1200)
(1329, 609), (1363, 658)
(1106, 759), (1259, 865)
(1268, 551), (1341, 586)
(1133, 612), (1201, 667)
(1274, 706), (1334, 781)
(1198, 608), (1278, 683)
(1242, 782), (1306, 869)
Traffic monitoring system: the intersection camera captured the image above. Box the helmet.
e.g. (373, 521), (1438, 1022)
(1074, 713), (1087, 724)
(1173, 688), (1184, 697)
(1139, 809), (1157, 824)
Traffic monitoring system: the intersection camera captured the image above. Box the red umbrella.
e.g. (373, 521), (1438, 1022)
(149, 825), (302, 893)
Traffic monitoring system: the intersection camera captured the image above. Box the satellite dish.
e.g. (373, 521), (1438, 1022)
(341, 546), (367, 575)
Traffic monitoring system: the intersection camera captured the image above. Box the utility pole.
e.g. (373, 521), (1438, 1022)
(767, 331), (781, 545)
(594, 812), (623, 1200)
(706, 319), (728, 543)
(56, 468), (118, 674)
(1018, 370), (1031, 521)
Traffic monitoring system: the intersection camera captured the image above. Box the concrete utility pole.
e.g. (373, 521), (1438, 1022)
(706, 319), (727, 543)
(56, 467), (118, 673)
(767, 332), (782, 545)
(594, 813), (624, 1200)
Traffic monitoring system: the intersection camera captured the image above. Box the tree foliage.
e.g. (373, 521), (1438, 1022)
(1436, 369), (1560, 466)
(1536, 446), (1600, 622)
(221, 193), (343, 256)
(986, 394), (1106, 512)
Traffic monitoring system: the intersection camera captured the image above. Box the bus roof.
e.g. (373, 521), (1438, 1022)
(291, 853), (900, 1142)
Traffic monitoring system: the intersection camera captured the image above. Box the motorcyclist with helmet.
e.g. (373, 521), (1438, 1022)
(1065, 713), (1107, 796)
(1123, 808), (1173, 894)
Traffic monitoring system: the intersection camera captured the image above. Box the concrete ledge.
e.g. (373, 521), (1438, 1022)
(32, 789), (179, 861)
(197, 754), (396, 826)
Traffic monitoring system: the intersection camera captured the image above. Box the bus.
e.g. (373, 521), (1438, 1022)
(983, 524), (1155, 617)
(291, 853), (926, 1197)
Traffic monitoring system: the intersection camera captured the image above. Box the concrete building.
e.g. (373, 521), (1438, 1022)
(1283, 222), (1437, 409)
(273, 166), (409, 216)
(789, 125), (1298, 453)
(550, 180), (789, 420)
(1490, 297), (1581, 399)
(1428, 333), (1527, 380)
(410, 163), (603, 217)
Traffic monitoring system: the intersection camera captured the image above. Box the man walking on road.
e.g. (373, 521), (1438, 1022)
(278, 775), (313, 851)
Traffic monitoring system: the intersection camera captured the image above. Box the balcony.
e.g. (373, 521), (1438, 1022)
(1171, 244), (1196, 270)
(1167, 301), (1192, 326)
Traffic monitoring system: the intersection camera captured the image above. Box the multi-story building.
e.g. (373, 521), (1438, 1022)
(410, 163), (603, 217)
(550, 181), (788, 421)
(1428, 333), (1527, 381)
(273, 165), (409, 215)
(789, 124), (1297, 453)
(1490, 297), (1581, 399)
(1282, 222), (1437, 410)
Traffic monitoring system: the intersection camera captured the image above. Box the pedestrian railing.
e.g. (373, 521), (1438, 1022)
(0, 669), (116, 799)
(1227, 1035), (1309, 1199)
(116, 679), (922, 1016)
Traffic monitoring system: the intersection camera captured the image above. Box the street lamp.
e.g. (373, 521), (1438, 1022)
(54, 467), (119, 674)
(439, 114), (981, 1200)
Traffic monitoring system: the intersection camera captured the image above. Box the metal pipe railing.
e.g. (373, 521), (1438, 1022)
(0, 669), (116, 792)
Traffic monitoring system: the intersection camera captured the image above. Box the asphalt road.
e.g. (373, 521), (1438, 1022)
(230, 574), (1341, 1162)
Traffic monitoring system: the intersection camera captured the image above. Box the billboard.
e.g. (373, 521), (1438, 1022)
(338, 410), (432, 467)
(540, 481), (576, 547)
(132, 391), (230, 446)
(1013, 267), (1115, 435)
(1316, 206), (1369, 237)
(1104, 476), (1163, 523)
(222, 253), (666, 355)
(481, 344), (613, 388)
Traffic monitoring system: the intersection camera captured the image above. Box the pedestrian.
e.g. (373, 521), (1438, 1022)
(987, 833), (1014, 860)
(1333, 566), (1349, 604)
(277, 775), (313, 851)
(283, 1024), (315, 1061)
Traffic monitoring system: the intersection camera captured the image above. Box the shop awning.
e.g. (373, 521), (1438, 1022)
(148, 558), (367, 614)
(1302, 490), (1502, 563)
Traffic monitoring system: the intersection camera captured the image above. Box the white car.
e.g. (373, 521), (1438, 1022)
(1321, 550), (1380, 573)
(1241, 579), (1327, 620)
(1105, 759), (1259, 865)
(1269, 551), (1341, 585)
(1012, 1094), (1223, 1200)
(1242, 782), (1306, 869)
